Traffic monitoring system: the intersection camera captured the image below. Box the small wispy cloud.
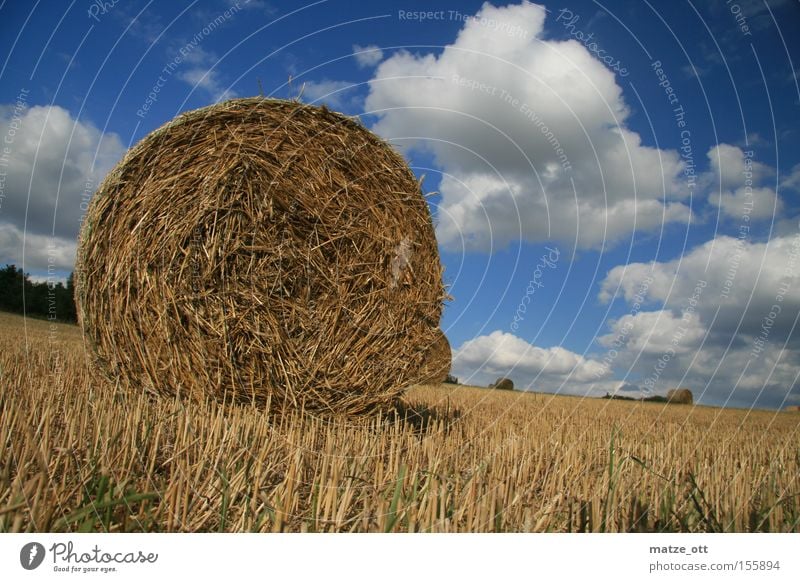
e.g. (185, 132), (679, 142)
(178, 66), (237, 101)
(352, 44), (384, 69)
(681, 63), (708, 79)
(172, 46), (237, 101)
(300, 79), (359, 111)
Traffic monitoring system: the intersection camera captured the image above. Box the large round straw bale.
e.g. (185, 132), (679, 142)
(76, 98), (444, 414)
(490, 378), (514, 391)
(667, 388), (693, 405)
(418, 329), (451, 384)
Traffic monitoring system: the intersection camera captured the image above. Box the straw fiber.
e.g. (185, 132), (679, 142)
(418, 329), (451, 385)
(76, 98), (445, 414)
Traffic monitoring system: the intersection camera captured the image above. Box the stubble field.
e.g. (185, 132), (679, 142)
(1, 311), (798, 532)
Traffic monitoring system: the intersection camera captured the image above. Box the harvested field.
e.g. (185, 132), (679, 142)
(1, 312), (798, 532)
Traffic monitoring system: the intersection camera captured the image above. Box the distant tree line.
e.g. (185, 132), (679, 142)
(602, 392), (668, 403)
(602, 389), (694, 405)
(0, 264), (77, 322)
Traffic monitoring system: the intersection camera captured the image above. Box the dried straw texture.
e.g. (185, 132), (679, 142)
(76, 98), (444, 415)
(418, 329), (451, 384)
(4, 313), (800, 533)
(667, 388), (693, 405)
(490, 378), (514, 391)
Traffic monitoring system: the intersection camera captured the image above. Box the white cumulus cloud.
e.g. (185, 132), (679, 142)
(364, 1), (691, 252)
(0, 104), (125, 272)
(600, 233), (800, 338)
(599, 310), (706, 355)
(0, 223), (77, 271)
(452, 330), (610, 389)
(598, 233), (800, 407)
(706, 144), (781, 220)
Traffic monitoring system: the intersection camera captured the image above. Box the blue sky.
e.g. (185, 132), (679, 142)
(1, 0), (799, 409)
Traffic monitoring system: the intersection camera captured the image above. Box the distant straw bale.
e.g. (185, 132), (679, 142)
(667, 388), (694, 405)
(490, 378), (514, 391)
(76, 98), (445, 415)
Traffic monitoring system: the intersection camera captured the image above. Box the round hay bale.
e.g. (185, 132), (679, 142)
(76, 98), (444, 415)
(667, 388), (693, 404)
(490, 377), (514, 391)
(418, 329), (451, 384)
(783, 405), (800, 412)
